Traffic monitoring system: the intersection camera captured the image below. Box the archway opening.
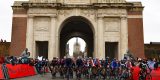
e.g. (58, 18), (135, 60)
(66, 37), (86, 58)
(59, 16), (94, 58)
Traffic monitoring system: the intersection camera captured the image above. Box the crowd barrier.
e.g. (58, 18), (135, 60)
(0, 65), (4, 79)
(6, 64), (37, 79)
(0, 64), (37, 79)
(132, 66), (160, 80)
(132, 66), (140, 80)
(152, 68), (160, 80)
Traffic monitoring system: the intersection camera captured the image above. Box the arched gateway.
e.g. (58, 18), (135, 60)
(10, 0), (145, 60)
(59, 16), (94, 58)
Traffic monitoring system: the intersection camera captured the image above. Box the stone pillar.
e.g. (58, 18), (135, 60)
(120, 16), (128, 60)
(26, 16), (34, 58)
(94, 35), (97, 58)
(48, 16), (57, 60)
(97, 17), (105, 59)
(55, 36), (59, 58)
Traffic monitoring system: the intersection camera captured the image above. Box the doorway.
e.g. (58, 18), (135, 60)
(36, 41), (48, 59)
(105, 42), (118, 59)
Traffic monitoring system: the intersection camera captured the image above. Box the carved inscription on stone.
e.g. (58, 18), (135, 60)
(104, 18), (120, 32)
(64, 0), (90, 4)
(58, 10), (71, 16)
(98, 9), (127, 17)
(30, 0), (125, 3)
(81, 9), (96, 17)
(29, 0), (56, 3)
(33, 17), (50, 41)
(28, 9), (57, 14)
(34, 17), (50, 31)
(99, 0), (125, 3)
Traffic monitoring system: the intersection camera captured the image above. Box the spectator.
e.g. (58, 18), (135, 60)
(153, 58), (158, 70)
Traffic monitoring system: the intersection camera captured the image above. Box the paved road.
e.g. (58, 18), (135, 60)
(11, 73), (52, 80)
(11, 73), (83, 80)
(11, 73), (68, 80)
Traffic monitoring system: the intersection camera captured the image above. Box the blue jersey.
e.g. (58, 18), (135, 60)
(111, 61), (118, 68)
(76, 59), (83, 67)
(65, 58), (72, 68)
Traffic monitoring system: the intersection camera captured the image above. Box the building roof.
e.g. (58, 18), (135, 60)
(150, 42), (160, 45)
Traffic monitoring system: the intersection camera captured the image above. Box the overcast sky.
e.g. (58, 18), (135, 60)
(0, 0), (160, 44)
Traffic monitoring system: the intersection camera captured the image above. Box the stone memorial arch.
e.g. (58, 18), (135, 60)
(59, 16), (95, 58)
(10, 0), (145, 60)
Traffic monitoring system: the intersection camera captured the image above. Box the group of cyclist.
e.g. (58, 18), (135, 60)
(47, 56), (157, 79)
(2, 51), (158, 80)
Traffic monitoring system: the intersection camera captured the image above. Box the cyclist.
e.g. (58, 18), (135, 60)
(94, 58), (101, 68)
(111, 58), (120, 79)
(111, 58), (118, 69)
(104, 57), (110, 67)
(120, 59), (132, 79)
(64, 57), (72, 68)
(64, 56), (73, 79)
(139, 59), (152, 80)
(139, 59), (151, 73)
(51, 57), (58, 67)
(76, 57), (84, 68)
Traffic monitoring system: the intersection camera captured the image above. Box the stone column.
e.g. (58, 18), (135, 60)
(55, 36), (59, 58)
(48, 16), (57, 60)
(97, 17), (105, 59)
(120, 16), (128, 60)
(26, 16), (34, 58)
(94, 35), (97, 58)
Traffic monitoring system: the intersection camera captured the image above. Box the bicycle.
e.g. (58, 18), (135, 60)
(64, 67), (73, 80)
(106, 66), (112, 79)
(76, 67), (82, 80)
(120, 68), (133, 80)
(139, 68), (152, 80)
(110, 67), (120, 80)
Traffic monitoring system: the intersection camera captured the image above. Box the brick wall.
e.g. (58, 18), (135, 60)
(128, 11), (145, 58)
(0, 42), (10, 56)
(10, 8), (27, 56)
(144, 43), (160, 58)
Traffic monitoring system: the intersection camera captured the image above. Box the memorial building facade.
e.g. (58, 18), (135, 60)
(10, 0), (145, 60)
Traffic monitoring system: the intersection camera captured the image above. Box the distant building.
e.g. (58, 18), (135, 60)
(66, 43), (69, 53)
(0, 40), (10, 56)
(73, 38), (82, 58)
(83, 46), (87, 58)
(65, 43), (69, 56)
(144, 42), (160, 59)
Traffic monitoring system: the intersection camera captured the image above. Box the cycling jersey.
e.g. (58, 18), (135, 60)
(111, 60), (118, 69)
(76, 59), (83, 68)
(65, 58), (72, 68)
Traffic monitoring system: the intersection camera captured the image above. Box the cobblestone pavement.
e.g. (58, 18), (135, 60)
(11, 73), (81, 80)
(11, 73), (53, 80)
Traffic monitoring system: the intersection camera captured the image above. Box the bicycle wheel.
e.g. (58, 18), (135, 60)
(120, 77), (126, 80)
(129, 72), (133, 80)
(138, 74), (144, 80)
(146, 74), (152, 80)
(66, 69), (70, 80)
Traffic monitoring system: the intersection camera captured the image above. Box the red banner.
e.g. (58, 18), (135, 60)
(6, 64), (36, 79)
(132, 66), (140, 80)
(0, 65), (4, 79)
(132, 67), (160, 80)
(151, 68), (160, 80)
